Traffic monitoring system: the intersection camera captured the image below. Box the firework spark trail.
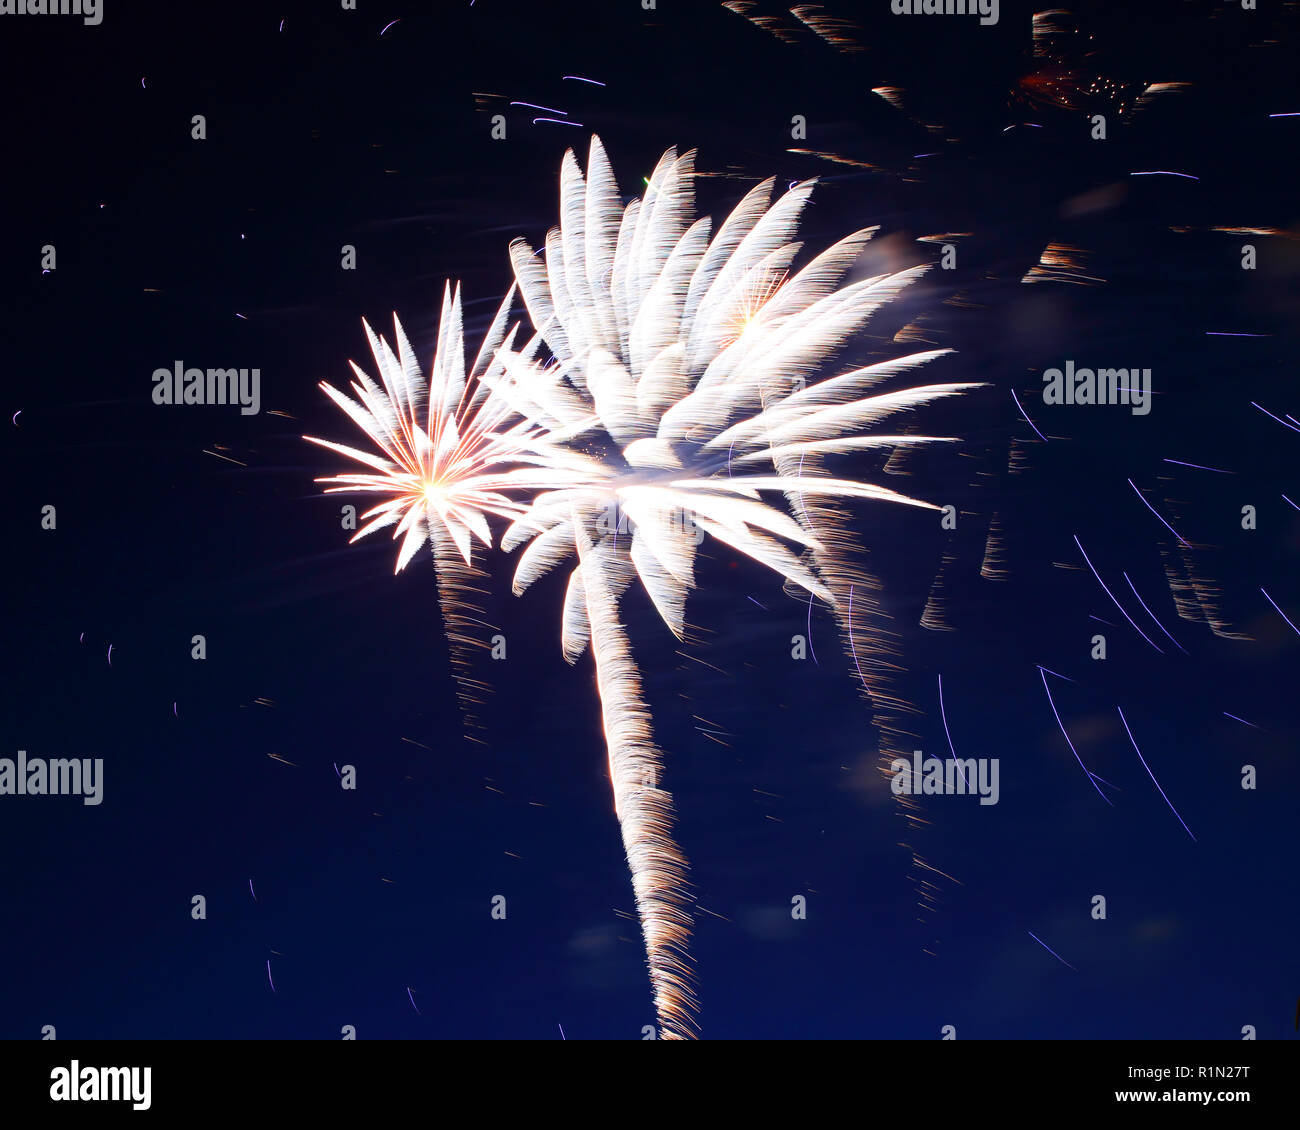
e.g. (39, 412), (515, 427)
(510, 101), (567, 115)
(794, 454), (818, 665)
(1251, 402), (1300, 434)
(266, 960), (276, 993)
(1074, 536), (1163, 654)
(1040, 668), (1112, 806)
(406, 987), (420, 1014)
(1223, 712), (1264, 731)
(845, 586), (870, 695)
(936, 674), (968, 787)
(1260, 588), (1300, 637)
(1126, 479), (1187, 546)
(1010, 388), (1048, 442)
(1163, 458), (1232, 474)
(1117, 706), (1195, 841)
(1122, 572), (1187, 654)
(1027, 931), (1077, 971)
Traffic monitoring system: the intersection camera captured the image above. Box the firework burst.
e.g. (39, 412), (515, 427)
(304, 282), (589, 734)
(497, 136), (978, 1036)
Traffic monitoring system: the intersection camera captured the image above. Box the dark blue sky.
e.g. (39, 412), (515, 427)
(1, 0), (1297, 1039)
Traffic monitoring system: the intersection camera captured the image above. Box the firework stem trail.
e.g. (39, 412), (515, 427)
(430, 525), (496, 741)
(573, 510), (696, 1039)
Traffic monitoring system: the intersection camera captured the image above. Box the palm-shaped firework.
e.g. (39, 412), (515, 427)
(303, 283), (589, 735)
(496, 136), (979, 1038)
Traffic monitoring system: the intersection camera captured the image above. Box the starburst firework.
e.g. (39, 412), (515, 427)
(303, 282), (588, 734)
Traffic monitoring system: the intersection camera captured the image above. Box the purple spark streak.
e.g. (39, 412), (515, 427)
(1122, 572), (1186, 653)
(1260, 588), (1300, 637)
(1268, 112), (1300, 117)
(279, 19), (284, 32)
(172, 702), (177, 717)
(380, 19), (401, 35)
(1074, 536), (1162, 654)
(937, 674), (968, 787)
(1204, 331), (1270, 337)
(235, 313), (248, 320)
(79, 632), (84, 643)
(846, 587), (869, 694)
(1040, 669), (1111, 806)
(1251, 402), (1300, 434)
(510, 101), (566, 115)
(1036, 665), (1077, 684)
(1163, 458), (1232, 474)
(794, 454), (818, 665)
(1027, 931), (1077, 971)
(249, 879), (257, 902)
(1118, 706), (1195, 841)
(1283, 495), (1300, 512)
(1126, 479), (1187, 547)
(333, 762), (341, 778)
(266, 960), (276, 993)
(107, 644), (113, 666)
(1130, 170), (1199, 179)
(1089, 615), (1117, 627)
(562, 75), (605, 85)
(11, 411), (20, 425)
(558, 1022), (566, 1040)
(141, 77), (146, 89)
(533, 117), (583, 128)
(1010, 388), (1048, 442)
(747, 596), (767, 611)
(406, 987), (420, 1015)
(1223, 712), (1264, 731)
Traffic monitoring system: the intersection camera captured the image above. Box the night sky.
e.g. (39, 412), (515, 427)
(2, 0), (1298, 1041)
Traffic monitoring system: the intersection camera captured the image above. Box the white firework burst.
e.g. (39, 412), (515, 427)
(496, 136), (980, 1037)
